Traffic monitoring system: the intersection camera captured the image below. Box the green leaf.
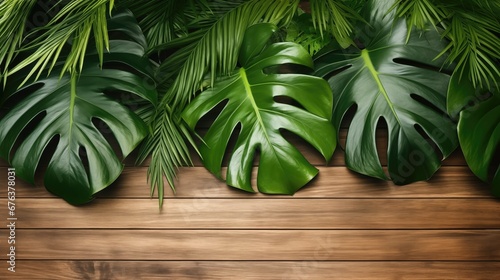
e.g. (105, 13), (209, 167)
(182, 23), (336, 194)
(447, 69), (490, 119)
(314, 0), (458, 184)
(458, 94), (500, 196)
(0, 10), (157, 204)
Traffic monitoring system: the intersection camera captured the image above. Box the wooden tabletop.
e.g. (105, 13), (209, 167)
(1, 130), (499, 279)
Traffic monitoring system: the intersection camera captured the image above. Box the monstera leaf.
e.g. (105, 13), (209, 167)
(458, 94), (500, 196)
(182, 23), (335, 194)
(0, 10), (157, 204)
(314, 0), (458, 184)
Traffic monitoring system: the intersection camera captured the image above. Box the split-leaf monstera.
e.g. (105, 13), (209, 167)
(458, 94), (500, 196)
(0, 10), (157, 204)
(314, 0), (458, 184)
(182, 23), (335, 194)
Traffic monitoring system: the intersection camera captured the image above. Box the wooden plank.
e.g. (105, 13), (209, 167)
(0, 166), (490, 199)
(4, 261), (500, 279)
(4, 198), (500, 229)
(4, 229), (500, 260)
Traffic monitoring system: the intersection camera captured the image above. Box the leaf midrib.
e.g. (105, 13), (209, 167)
(69, 73), (77, 139)
(239, 67), (270, 144)
(361, 49), (401, 124)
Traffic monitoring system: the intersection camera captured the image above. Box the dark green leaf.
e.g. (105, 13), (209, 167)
(0, 10), (157, 204)
(314, 0), (458, 184)
(458, 94), (500, 196)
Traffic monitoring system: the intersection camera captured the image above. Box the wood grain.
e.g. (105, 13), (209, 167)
(3, 229), (500, 261)
(4, 261), (500, 279)
(0, 166), (490, 199)
(3, 198), (499, 229)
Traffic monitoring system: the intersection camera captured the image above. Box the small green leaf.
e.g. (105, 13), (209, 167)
(182, 23), (335, 194)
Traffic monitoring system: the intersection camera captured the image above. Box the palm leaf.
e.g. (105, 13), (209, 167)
(309, 0), (365, 48)
(163, 0), (298, 109)
(0, 0), (37, 81)
(392, 0), (500, 90)
(8, 0), (114, 84)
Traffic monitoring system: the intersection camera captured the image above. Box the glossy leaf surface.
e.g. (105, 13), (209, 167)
(182, 23), (335, 194)
(314, 0), (458, 184)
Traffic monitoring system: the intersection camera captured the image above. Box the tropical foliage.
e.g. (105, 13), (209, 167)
(0, 10), (156, 204)
(0, 0), (498, 205)
(314, 0), (458, 184)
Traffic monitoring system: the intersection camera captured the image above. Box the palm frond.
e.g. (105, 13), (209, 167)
(8, 0), (114, 84)
(439, 10), (500, 89)
(165, 0), (298, 109)
(390, 0), (445, 35)
(137, 106), (194, 207)
(309, 0), (365, 48)
(121, 0), (206, 47)
(0, 0), (37, 80)
(393, 0), (500, 90)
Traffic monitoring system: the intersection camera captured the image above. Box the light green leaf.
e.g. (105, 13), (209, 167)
(314, 0), (458, 184)
(182, 23), (335, 194)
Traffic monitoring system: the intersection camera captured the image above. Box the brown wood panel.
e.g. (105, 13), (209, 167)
(0, 166), (490, 199)
(4, 198), (500, 229)
(4, 229), (499, 261)
(4, 261), (500, 279)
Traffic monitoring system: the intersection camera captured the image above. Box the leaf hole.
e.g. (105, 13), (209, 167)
(488, 144), (500, 183)
(1, 82), (44, 111)
(280, 128), (321, 164)
(223, 123), (242, 167)
(376, 118), (389, 168)
(339, 104), (357, 149)
(410, 94), (446, 116)
(9, 111), (47, 159)
(273, 96), (305, 110)
(414, 124), (444, 160)
(194, 99), (229, 133)
(323, 65), (352, 81)
(263, 63), (312, 75)
(34, 134), (60, 186)
(393, 58), (452, 75)
(77, 146), (94, 188)
(92, 118), (123, 159)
